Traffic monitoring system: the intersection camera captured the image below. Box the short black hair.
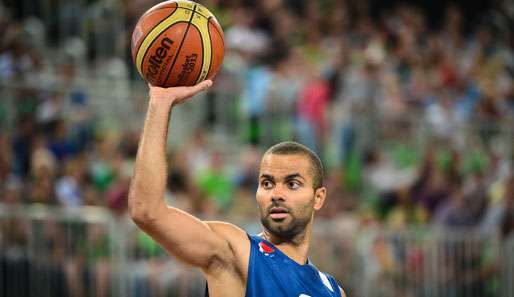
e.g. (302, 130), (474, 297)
(264, 141), (324, 189)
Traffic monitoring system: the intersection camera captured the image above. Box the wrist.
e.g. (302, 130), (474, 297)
(149, 95), (174, 110)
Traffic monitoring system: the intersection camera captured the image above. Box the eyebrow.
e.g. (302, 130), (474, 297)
(260, 174), (274, 181)
(284, 173), (305, 181)
(260, 173), (305, 181)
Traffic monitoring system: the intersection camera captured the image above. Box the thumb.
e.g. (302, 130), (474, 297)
(180, 80), (213, 98)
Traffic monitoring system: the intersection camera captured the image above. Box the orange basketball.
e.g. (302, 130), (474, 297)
(131, 0), (224, 87)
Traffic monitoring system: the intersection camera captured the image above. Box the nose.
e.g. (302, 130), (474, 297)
(271, 196), (285, 203)
(270, 185), (286, 203)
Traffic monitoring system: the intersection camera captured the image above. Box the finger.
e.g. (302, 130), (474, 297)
(197, 79), (213, 89)
(179, 80), (213, 99)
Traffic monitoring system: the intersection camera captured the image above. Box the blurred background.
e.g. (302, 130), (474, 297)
(0, 0), (513, 296)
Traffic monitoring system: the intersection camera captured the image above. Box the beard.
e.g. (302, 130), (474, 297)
(260, 202), (313, 241)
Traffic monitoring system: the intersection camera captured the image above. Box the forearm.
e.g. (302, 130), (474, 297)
(126, 81), (233, 269)
(128, 97), (173, 223)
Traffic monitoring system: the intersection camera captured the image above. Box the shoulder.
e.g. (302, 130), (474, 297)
(205, 221), (251, 276)
(206, 221), (249, 246)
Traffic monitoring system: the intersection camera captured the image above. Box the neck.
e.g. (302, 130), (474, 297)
(261, 220), (313, 265)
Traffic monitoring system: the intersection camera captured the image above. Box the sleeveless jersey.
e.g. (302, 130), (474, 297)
(205, 233), (343, 297)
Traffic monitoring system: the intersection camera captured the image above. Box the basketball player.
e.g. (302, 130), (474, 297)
(128, 80), (347, 297)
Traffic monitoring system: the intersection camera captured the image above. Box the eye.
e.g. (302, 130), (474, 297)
(261, 180), (274, 189)
(287, 181), (301, 190)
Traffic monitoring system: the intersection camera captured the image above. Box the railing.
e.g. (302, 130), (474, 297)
(0, 204), (120, 297)
(353, 227), (507, 297)
(1, 204), (513, 297)
(0, 203), (211, 297)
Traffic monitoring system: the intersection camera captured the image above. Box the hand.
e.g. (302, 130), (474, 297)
(148, 80), (213, 106)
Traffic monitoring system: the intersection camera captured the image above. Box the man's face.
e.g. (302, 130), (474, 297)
(256, 153), (326, 240)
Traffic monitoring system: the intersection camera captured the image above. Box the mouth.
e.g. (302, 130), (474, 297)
(269, 207), (289, 220)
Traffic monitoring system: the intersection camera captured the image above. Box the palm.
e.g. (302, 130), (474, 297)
(149, 80), (213, 105)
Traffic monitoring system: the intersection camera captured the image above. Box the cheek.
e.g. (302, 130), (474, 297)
(292, 192), (316, 215)
(255, 188), (267, 209)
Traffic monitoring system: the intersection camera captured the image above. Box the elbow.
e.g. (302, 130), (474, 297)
(128, 192), (158, 227)
(129, 206), (147, 227)
(129, 204), (157, 228)
(128, 200), (148, 226)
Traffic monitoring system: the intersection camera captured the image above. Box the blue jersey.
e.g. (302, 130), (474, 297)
(205, 233), (343, 297)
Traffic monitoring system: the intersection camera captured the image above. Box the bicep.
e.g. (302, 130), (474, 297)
(136, 206), (234, 269)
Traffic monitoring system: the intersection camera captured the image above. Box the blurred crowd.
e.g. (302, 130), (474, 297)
(0, 0), (513, 236)
(1, 1), (514, 296)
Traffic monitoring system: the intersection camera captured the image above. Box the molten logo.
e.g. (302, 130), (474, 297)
(147, 37), (174, 82)
(177, 53), (198, 84)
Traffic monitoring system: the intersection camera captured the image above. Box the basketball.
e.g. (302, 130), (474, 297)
(131, 0), (224, 87)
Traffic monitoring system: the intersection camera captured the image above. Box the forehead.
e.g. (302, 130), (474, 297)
(259, 153), (312, 179)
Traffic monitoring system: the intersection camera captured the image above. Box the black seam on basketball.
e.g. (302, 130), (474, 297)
(178, 6), (209, 19)
(163, 5), (197, 86)
(189, 23), (204, 85)
(207, 16), (225, 43)
(204, 20), (215, 79)
(136, 8), (180, 74)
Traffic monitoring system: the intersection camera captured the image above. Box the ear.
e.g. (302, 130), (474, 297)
(313, 187), (326, 211)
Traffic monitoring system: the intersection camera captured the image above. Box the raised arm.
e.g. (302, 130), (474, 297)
(128, 81), (243, 271)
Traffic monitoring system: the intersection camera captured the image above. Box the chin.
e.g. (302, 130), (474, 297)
(270, 221), (291, 232)
(263, 217), (299, 239)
